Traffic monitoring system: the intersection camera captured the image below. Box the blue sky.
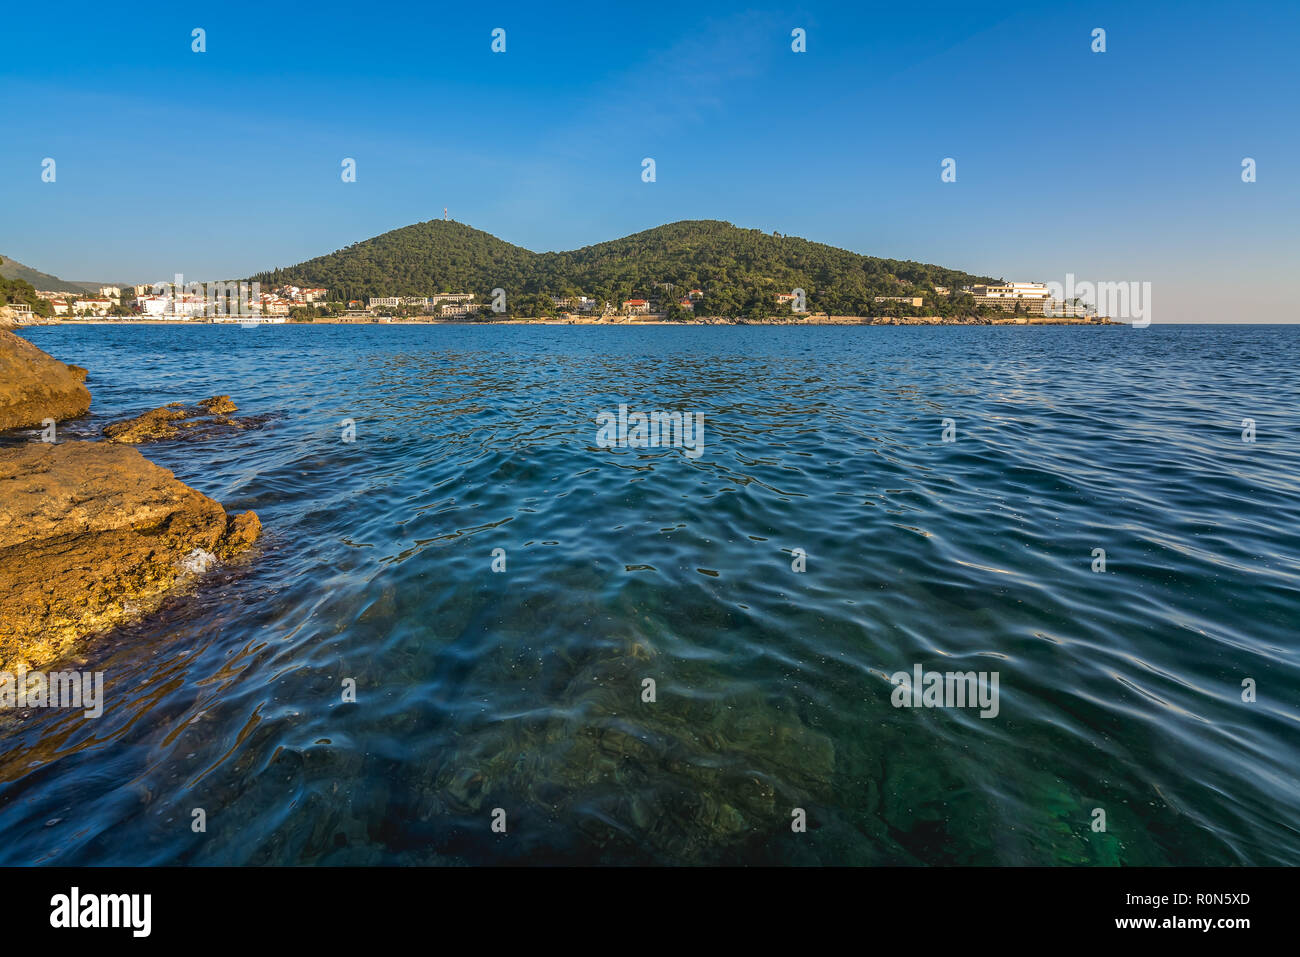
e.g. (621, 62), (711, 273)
(2, 0), (1296, 321)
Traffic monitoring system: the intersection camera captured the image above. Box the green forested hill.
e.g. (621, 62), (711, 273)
(250, 221), (536, 304)
(249, 219), (997, 317)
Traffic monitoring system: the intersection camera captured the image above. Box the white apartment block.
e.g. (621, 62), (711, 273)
(73, 298), (114, 316)
(137, 295), (169, 316)
(967, 282), (1052, 300)
(136, 295), (208, 318)
(964, 281), (1091, 316)
(439, 302), (485, 317)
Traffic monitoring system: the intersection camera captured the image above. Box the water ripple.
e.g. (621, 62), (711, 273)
(1, 323), (1297, 865)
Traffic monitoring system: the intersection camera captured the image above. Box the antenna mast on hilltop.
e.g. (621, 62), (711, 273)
(444, 207), (448, 221)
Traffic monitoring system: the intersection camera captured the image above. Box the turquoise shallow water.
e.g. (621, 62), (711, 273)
(1, 323), (1298, 865)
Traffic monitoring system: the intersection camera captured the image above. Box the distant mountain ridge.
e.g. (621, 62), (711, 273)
(249, 219), (998, 316)
(0, 256), (119, 295)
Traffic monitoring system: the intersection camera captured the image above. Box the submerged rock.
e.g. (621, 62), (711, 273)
(0, 329), (92, 431)
(0, 441), (261, 672)
(103, 404), (188, 443)
(104, 395), (258, 444)
(421, 637), (837, 863)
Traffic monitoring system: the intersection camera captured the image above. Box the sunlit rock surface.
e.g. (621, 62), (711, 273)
(103, 395), (259, 444)
(0, 329), (92, 432)
(0, 441), (260, 672)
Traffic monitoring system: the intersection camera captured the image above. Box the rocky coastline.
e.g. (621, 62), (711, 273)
(0, 328), (261, 673)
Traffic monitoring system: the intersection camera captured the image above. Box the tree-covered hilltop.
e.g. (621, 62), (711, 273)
(249, 219), (998, 317)
(249, 221), (536, 306)
(537, 221), (997, 317)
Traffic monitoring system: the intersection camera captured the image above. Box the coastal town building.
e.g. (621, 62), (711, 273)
(177, 296), (208, 317)
(553, 296), (596, 312)
(136, 295), (167, 317)
(136, 294), (207, 318)
(962, 282), (1092, 317)
(73, 298), (114, 317)
(874, 296), (924, 307)
(966, 282), (1052, 301)
(363, 294), (477, 314)
(429, 293), (476, 311)
(439, 301), (485, 317)
(623, 299), (651, 315)
(271, 285), (330, 304)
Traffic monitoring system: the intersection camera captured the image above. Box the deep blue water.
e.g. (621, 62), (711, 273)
(2, 323), (1298, 865)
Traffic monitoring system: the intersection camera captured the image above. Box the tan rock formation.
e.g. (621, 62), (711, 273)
(0, 442), (260, 672)
(0, 329), (92, 431)
(104, 396), (254, 444)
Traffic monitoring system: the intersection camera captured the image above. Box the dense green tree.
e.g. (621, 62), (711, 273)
(0, 275), (53, 316)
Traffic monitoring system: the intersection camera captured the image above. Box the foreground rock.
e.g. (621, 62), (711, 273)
(0, 441), (260, 672)
(0, 328), (92, 431)
(103, 395), (257, 444)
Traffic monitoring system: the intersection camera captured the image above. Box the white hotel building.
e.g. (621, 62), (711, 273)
(964, 282), (1092, 317)
(966, 282), (1055, 301)
(136, 295), (209, 319)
